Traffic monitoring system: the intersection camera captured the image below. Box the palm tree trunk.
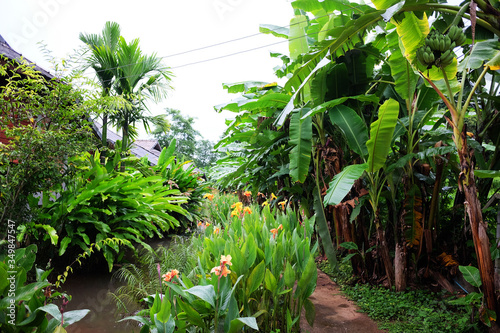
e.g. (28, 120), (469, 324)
(120, 117), (129, 172)
(458, 130), (496, 314)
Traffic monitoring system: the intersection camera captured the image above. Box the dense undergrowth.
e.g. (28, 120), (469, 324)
(318, 260), (484, 333)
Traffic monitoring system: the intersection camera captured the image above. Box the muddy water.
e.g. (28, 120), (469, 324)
(62, 238), (171, 332)
(62, 269), (139, 333)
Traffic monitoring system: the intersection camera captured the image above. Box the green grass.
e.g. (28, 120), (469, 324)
(318, 260), (484, 333)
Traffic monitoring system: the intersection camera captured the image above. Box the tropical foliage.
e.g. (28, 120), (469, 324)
(119, 193), (318, 332)
(211, 0), (500, 325)
(0, 57), (96, 231)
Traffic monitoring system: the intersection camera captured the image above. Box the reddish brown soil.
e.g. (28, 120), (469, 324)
(300, 269), (386, 333)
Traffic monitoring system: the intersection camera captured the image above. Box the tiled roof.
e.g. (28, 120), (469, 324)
(93, 122), (162, 165)
(0, 34), (54, 80)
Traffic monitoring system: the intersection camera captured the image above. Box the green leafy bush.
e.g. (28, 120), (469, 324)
(140, 139), (210, 225)
(33, 151), (187, 271)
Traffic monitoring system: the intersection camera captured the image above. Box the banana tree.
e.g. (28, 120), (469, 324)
(414, 38), (500, 315)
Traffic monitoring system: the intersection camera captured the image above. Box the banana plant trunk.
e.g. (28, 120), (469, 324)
(376, 219), (395, 288)
(394, 242), (407, 291)
(458, 131), (497, 314)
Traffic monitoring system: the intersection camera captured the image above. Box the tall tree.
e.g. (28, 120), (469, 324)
(153, 108), (217, 168)
(79, 21), (120, 149)
(80, 22), (172, 152)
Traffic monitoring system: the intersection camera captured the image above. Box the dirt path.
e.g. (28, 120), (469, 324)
(300, 269), (386, 333)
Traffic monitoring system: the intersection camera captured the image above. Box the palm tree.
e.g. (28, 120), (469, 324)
(80, 22), (172, 154)
(79, 21), (120, 149)
(111, 36), (172, 151)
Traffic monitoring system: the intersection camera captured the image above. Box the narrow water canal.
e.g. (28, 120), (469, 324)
(62, 238), (171, 332)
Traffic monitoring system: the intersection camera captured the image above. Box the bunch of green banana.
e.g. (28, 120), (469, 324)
(447, 25), (467, 46)
(416, 46), (435, 68)
(416, 27), (465, 69)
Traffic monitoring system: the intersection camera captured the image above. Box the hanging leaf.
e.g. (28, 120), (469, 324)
(289, 108), (312, 183)
(324, 164), (367, 206)
(329, 105), (369, 158)
(402, 184), (424, 248)
(259, 24), (289, 39)
(313, 188), (337, 270)
(366, 99), (400, 173)
(459, 265), (482, 288)
(289, 15), (310, 61)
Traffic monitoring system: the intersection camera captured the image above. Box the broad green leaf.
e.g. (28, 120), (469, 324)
(366, 99), (400, 173)
(289, 15), (309, 61)
(284, 261), (295, 288)
(372, 0), (400, 10)
(177, 298), (206, 329)
(302, 94), (379, 120)
(264, 269), (278, 293)
(486, 50), (500, 70)
(297, 255), (317, 293)
(156, 298), (172, 323)
(228, 317), (259, 333)
(259, 24), (289, 39)
(34, 224), (58, 246)
(289, 108), (312, 183)
(157, 140), (176, 167)
(394, 12), (429, 65)
(460, 40), (500, 70)
(459, 265), (482, 288)
(243, 233), (257, 270)
(276, 10), (384, 126)
(339, 242), (358, 251)
(329, 105), (368, 158)
(185, 285), (216, 308)
(324, 164), (367, 206)
(474, 170), (500, 178)
(61, 309), (91, 326)
(246, 260), (266, 297)
(313, 188), (337, 270)
(304, 298), (316, 327)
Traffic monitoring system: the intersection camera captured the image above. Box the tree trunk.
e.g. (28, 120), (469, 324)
(458, 132), (497, 314)
(377, 225), (394, 287)
(394, 242), (407, 291)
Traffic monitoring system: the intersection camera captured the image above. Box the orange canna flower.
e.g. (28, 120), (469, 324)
(231, 209), (239, 217)
(271, 193), (277, 200)
(203, 193), (214, 201)
(220, 255), (232, 266)
(270, 228), (278, 239)
(243, 191), (252, 197)
(220, 265), (231, 277)
(214, 227), (220, 235)
(231, 202), (243, 210)
(211, 266), (221, 275)
(278, 200), (287, 209)
(262, 201), (269, 207)
(243, 207), (252, 215)
(162, 269), (180, 283)
(206, 222), (210, 227)
(277, 224), (283, 231)
(257, 192), (265, 198)
(197, 221), (203, 226)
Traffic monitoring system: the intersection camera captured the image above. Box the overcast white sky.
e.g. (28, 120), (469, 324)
(0, 0), (294, 142)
